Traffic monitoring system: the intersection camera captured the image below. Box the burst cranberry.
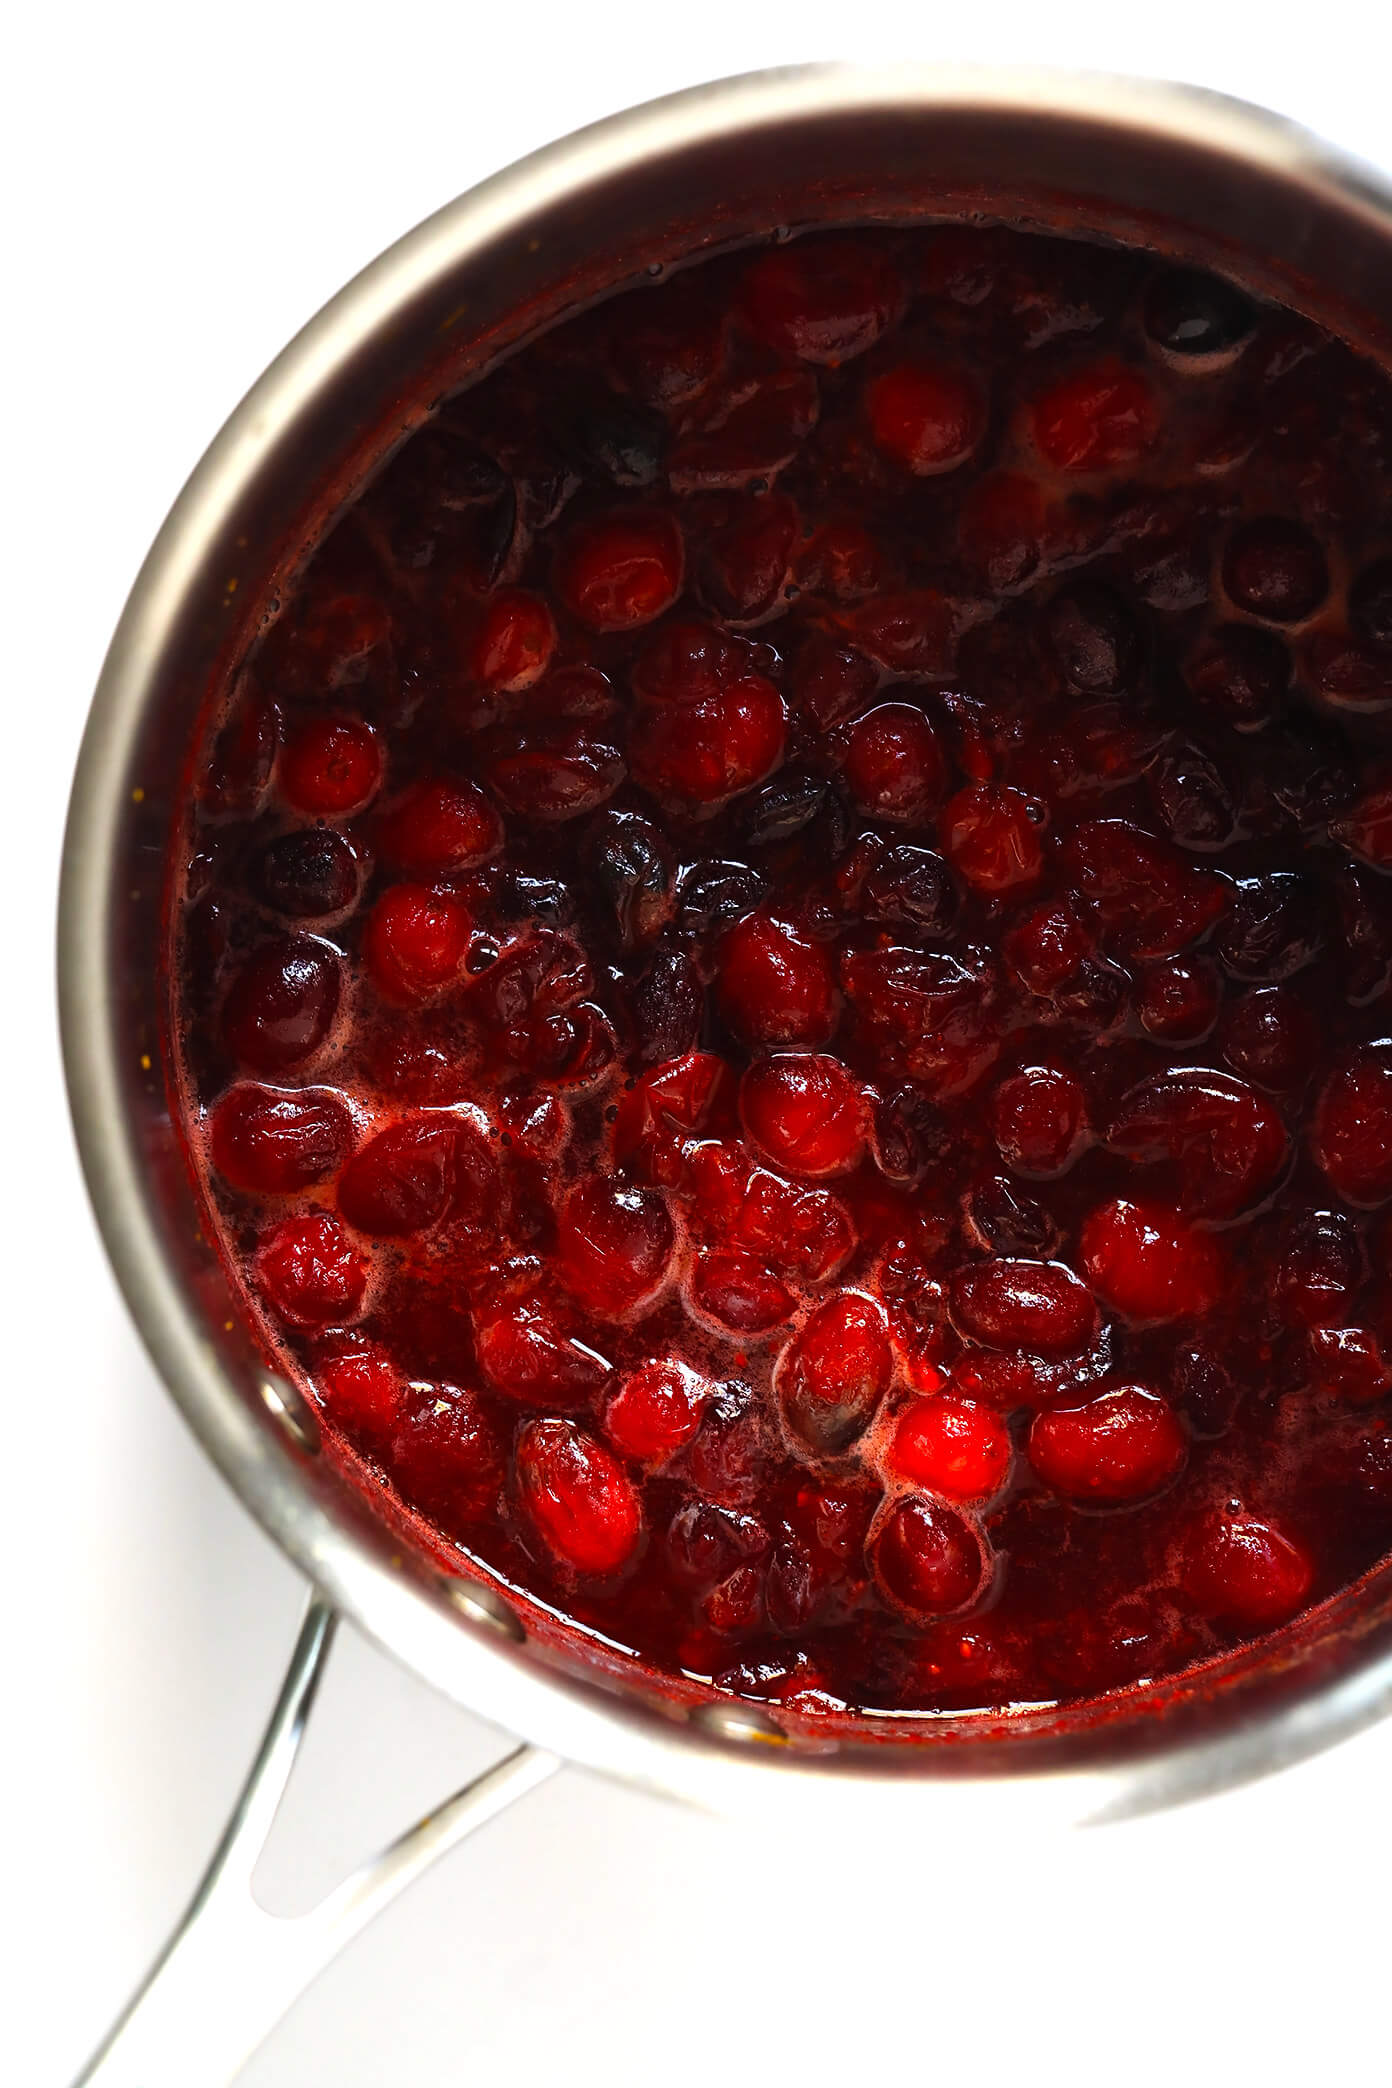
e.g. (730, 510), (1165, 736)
(201, 693), (279, 817)
(1309, 1324), (1392, 1404)
(1031, 358), (1157, 471)
(1081, 1197), (1224, 1324)
(1104, 1067), (1288, 1218)
(603, 1358), (708, 1466)
(940, 784), (1044, 893)
(249, 828), (360, 919)
(1220, 986), (1319, 1092)
(777, 1293), (892, 1456)
(555, 1178), (676, 1318)
(255, 1211), (367, 1328)
(475, 1303), (611, 1410)
(211, 1083), (354, 1194)
(553, 512), (683, 630)
(950, 1258), (1097, 1356)
(630, 673), (785, 804)
(1313, 1047), (1392, 1205)
(702, 494), (800, 623)
(1223, 518), (1329, 623)
(1331, 785), (1392, 870)
(613, 1050), (732, 1182)
(1041, 580), (1144, 695)
(375, 778), (503, 874)
(483, 720), (625, 822)
(515, 1418), (641, 1576)
(1274, 1209), (1366, 1327)
(471, 587), (557, 689)
(338, 1116), (492, 1237)
(739, 1054), (865, 1178)
(869, 1496), (987, 1619)
(390, 1385), (506, 1530)
(958, 472), (1049, 590)
(362, 884), (471, 1004)
(1185, 624), (1290, 731)
(690, 1248), (794, 1336)
(316, 1343), (401, 1443)
(789, 635), (879, 729)
(279, 714), (382, 817)
(741, 237), (901, 363)
(991, 1064), (1087, 1177)
(222, 938), (340, 1072)
(716, 911), (837, 1047)
(888, 1395), (1011, 1502)
(841, 702), (945, 821)
(1182, 1510), (1314, 1627)
(1064, 819), (1227, 957)
(1138, 957), (1220, 1045)
(1028, 1387), (1186, 1502)
(867, 361), (985, 474)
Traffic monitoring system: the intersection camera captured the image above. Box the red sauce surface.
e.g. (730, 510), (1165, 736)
(169, 224), (1392, 1719)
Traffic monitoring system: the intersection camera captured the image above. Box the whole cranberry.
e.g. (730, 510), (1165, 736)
(741, 236), (901, 363)
(1041, 579), (1145, 694)
(950, 1258), (1097, 1356)
(515, 1419), (642, 1577)
(1081, 1197), (1224, 1325)
(603, 1359), (708, 1467)
(390, 1385), (506, 1531)
(1028, 1387), (1186, 1502)
(248, 828), (360, 920)
(887, 1395), (1012, 1502)
(474, 1300), (611, 1410)
(1313, 1047), (1392, 1205)
(255, 1211), (367, 1329)
(841, 702), (946, 822)
(716, 911), (838, 1048)
(869, 1495), (988, 1619)
(689, 1249), (794, 1337)
(940, 784), (1046, 893)
(338, 1116), (494, 1237)
(211, 1083), (354, 1195)
(740, 1054), (865, 1178)
(362, 885), (471, 1004)
(631, 675), (786, 806)
(1138, 957), (1220, 1045)
(471, 587), (557, 689)
(866, 361), (985, 475)
(553, 512), (683, 630)
(221, 937), (340, 1073)
(1216, 871), (1326, 983)
(1219, 985), (1319, 1091)
(991, 1064), (1088, 1177)
(1150, 747), (1237, 851)
(1185, 623), (1290, 731)
(375, 778), (503, 875)
(1104, 1067), (1288, 1219)
(861, 845), (959, 935)
(554, 1178), (676, 1318)
(777, 1292), (893, 1457)
(1273, 1209), (1367, 1328)
(1030, 357), (1157, 472)
(1182, 1510), (1314, 1627)
(1222, 518), (1328, 623)
(316, 1342), (400, 1445)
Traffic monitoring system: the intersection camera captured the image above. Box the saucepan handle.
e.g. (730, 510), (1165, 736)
(72, 1591), (560, 2088)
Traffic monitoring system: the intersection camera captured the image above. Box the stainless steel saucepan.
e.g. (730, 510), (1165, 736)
(59, 62), (1392, 2088)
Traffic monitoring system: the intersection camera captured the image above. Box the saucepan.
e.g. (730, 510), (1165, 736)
(58, 61), (1392, 2088)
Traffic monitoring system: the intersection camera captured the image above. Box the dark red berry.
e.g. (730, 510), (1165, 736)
(867, 361), (985, 474)
(515, 1418), (641, 1576)
(1182, 1510), (1313, 1626)
(777, 1292), (892, 1456)
(211, 1083), (353, 1194)
(716, 912), (838, 1048)
(950, 1258), (1097, 1356)
(740, 1054), (865, 1178)
(222, 937), (340, 1073)
(1223, 518), (1328, 623)
(1028, 1387), (1185, 1502)
(255, 1211), (367, 1328)
(555, 1178), (676, 1318)
(887, 1396), (1011, 1502)
(1081, 1197), (1224, 1324)
(279, 715), (382, 817)
(869, 1495), (988, 1619)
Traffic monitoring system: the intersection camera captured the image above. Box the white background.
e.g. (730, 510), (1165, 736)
(8, 6), (1392, 2084)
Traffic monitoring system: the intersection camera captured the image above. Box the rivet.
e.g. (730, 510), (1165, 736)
(259, 1371), (320, 1455)
(442, 1577), (526, 1643)
(689, 1699), (785, 1746)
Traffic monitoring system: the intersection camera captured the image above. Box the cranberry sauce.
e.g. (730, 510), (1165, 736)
(170, 224), (1392, 1719)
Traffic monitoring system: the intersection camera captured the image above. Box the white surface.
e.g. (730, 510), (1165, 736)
(8, 6), (1392, 2084)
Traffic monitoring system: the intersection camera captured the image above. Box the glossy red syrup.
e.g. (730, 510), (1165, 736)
(170, 225), (1392, 1719)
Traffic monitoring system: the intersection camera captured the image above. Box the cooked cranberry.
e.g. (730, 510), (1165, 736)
(390, 1385), (506, 1530)
(941, 784), (1045, 894)
(1335, 862), (1392, 1004)
(789, 635), (880, 730)
(1309, 1324), (1392, 1403)
(1219, 985), (1319, 1091)
(1223, 518), (1329, 623)
(869, 1495), (987, 1619)
(777, 1293), (892, 1456)
(338, 1116), (491, 1238)
(1182, 1510), (1313, 1626)
(740, 1054), (865, 1179)
(1150, 747), (1237, 851)
(668, 367), (819, 492)
(610, 282), (726, 409)
(483, 720), (625, 823)
(279, 715), (382, 817)
(221, 937), (340, 1072)
(1171, 1344), (1241, 1438)
(839, 701), (946, 823)
(964, 1171), (1060, 1259)
(555, 1179), (675, 1318)
(1185, 623), (1290, 731)
(991, 1064), (1087, 1177)
(867, 361), (985, 475)
(1314, 1047), (1392, 1205)
(1331, 786), (1392, 871)
(584, 811), (674, 948)
(631, 948), (703, 1066)
(701, 493), (800, 624)
(1064, 820), (1227, 959)
(740, 237), (901, 363)
(666, 1499), (768, 1587)
(1041, 580), (1145, 694)
(211, 1082), (353, 1194)
(469, 929), (591, 1031)
(1105, 1067), (1288, 1218)
(201, 693), (280, 818)
(631, 674), (786, 806)
(548, 386), (666, 488)
(316, 1343), (401, 1444)
(950, 1258), (1096, 1356)
(1304, 632), (1392, 715)
(1143, 267), (1255, 358)
(716, 911), (837, 1047)
(690, 1248), (794, 1336)
(888, 1395), (1011, 1502)
(1217, 872), (1326, 982)
(476, 1301), (610, 1410)
(1029, 1387), (1185, 1502)
(1030, 358), (1157, 472)
(248, 827), (360, 920)
(255, 1211), (367, 1328)
(1274, 1209), (1366, 1327)
(1138, 957), (1220, 1045)
(1081, 1197), (1223, 1324)
(362, 885), (471, 1004)
(604, 1358), (708, 1466)
(1350, 559), (1392, 653)
(553, 512), (683, 630)
(515, 1418), (641, 1576)
(374, 778), (502, 875)
(861, 845), (959, 935)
